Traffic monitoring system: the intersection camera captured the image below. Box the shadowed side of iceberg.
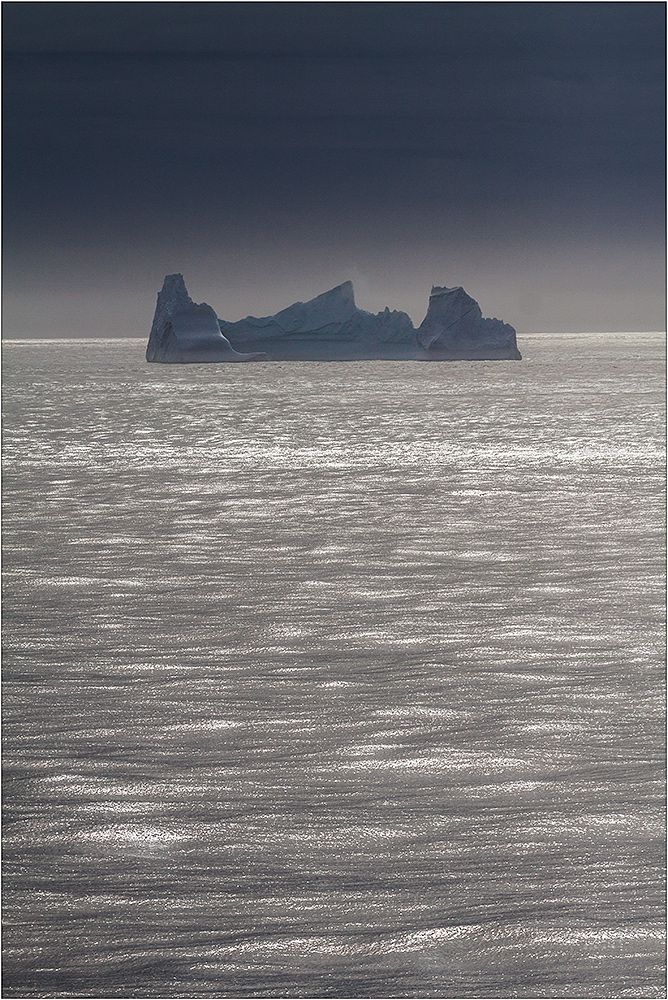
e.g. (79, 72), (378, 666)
(146, 275), (268, 363)
(416, 285), (521, 360)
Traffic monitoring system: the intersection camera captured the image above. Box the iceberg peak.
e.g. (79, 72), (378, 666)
(146, 275), (267, 364)
(326, 279), (355, 307)
(159, 273), (191, 305)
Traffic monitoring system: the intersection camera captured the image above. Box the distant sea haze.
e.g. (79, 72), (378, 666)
(2, 333), (665, 998)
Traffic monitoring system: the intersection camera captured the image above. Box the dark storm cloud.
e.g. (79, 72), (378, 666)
(3, 2), (664, 58)
(5, 28), (662, 216)
(3, 3), (665, 334)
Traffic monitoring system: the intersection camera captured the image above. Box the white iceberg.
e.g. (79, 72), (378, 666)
(219, 281), (417, 360)
(146, 275), (521, 363)
(146, 274), (267, 364)
(416, 285), (521, 360)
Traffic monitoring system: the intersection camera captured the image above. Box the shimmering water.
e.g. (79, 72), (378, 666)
(2, 335), (666, 999)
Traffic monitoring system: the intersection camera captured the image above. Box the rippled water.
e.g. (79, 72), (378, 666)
(2, 335), (666, 998)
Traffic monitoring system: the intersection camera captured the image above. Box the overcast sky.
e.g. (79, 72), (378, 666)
(3, 2), (665, 336)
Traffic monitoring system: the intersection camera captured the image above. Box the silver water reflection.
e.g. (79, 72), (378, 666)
(3, 335), (665, 998)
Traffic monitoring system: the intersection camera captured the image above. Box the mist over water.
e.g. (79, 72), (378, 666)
(2, 335), (665, 998)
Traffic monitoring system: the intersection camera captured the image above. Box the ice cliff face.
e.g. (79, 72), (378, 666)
(416, 285), (521, 360)
(146, 276), (521, 363)
(146, 274), (267, 363)
(219, 281), (417, 360)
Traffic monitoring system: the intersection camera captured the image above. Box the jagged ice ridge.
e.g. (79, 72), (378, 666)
(146, 275), (521, 363)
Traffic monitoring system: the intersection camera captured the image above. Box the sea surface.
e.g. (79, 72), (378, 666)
(2, 334), (666, 999)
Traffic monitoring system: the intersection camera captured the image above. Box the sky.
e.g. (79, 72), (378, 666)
(3, 1), (666, 336)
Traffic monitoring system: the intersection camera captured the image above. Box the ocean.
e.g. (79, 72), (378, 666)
(2, 334), (665, 998)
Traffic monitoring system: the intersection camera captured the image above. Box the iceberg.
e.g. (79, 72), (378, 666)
(145, 274), (267, 363)
(416, 285), (521, 360)
(219, 281), (417, 361)
(146, 275), (521, 363)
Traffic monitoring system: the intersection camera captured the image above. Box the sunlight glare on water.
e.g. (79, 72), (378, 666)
(2, 333), (665, 998)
